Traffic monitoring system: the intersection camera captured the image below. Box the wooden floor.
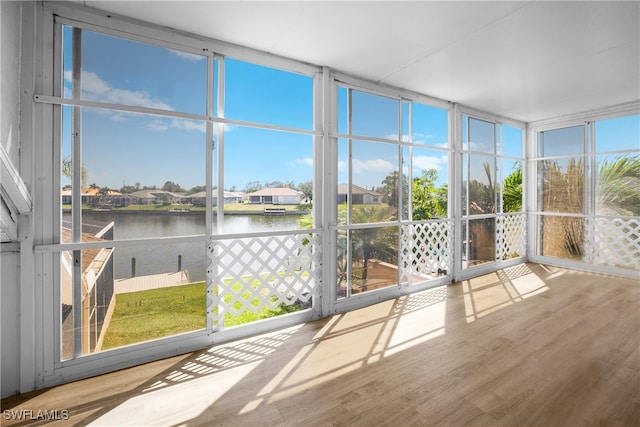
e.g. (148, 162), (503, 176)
(2, 263), (639, 426)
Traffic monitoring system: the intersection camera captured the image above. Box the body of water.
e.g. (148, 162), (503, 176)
(67, 212), (304, 282)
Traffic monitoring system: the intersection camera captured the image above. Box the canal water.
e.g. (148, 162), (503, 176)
(70, 212), (304, 282)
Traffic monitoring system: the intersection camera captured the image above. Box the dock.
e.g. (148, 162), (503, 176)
(263, 208), (286, 216)
(114, 271), (191, 294)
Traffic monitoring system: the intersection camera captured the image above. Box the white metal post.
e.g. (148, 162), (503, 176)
(321, 68), (337, 316)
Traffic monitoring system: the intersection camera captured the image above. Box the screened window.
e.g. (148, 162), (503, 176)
(337, 87), (451, 298)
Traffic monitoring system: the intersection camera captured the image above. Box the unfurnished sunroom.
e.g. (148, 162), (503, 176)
(0, 0), (638, 400)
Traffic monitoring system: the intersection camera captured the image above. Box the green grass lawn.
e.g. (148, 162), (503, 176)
(102, 278), (306, 349)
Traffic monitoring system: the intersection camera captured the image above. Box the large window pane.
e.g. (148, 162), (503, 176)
(351, 90), (399, 139)
(350, 226), (399, 293)
(467, 118), (495, 153)
(224, 126), (312, 231)
(62, 107), (206, 240)
(225, 59), (313, 129)
(538, 215), (584, 260)
(596, 154), (640, 216)
(412, 103), (449, 148)
(410, 146), (448, 220)
(502, 125), (522, 158)
(501, 160), (523, 213)
(69, 108), (206, 240)
(537, 158), (584, 214)
(64, 26), (207, 115)
(467, 154), (496, 215)
(539, 125), (583, 157)
(595, 114), (640, 153)
(351, 140), (398, 223)
(61, 242), (206, 359)
(463, 218), (495, 267)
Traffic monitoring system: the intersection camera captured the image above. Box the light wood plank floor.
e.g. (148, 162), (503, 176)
(2, 263), (639, 426)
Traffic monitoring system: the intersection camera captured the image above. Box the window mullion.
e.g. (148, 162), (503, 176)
(71, 26), (83, 358)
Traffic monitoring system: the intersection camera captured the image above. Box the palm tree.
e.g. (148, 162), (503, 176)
(596, 154), (640, 216)
(350, 205), (397, 287)
(62, 156), (87, 187)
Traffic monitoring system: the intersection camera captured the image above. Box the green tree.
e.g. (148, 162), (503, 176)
(119, 185), (137, 194)
(467, 161), (495, 215)
(244, 180), (263, 192)
(502, 163), (522, 213)
(162, 181), (185, 193)
(378, 170), (408, 208)
(412, 169), (447, 220)
(188, 185), (206, 195)
(350, 205), (397, 283)
(297, 180), (313, 201)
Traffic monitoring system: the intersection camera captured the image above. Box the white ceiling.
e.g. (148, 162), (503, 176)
(80, 1), (639, 123)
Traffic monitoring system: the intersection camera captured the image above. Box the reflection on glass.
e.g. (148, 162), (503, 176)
(60, 242), (207, 360)
(63, 26), (208, 114)
(463, 218), (496, 267)
(467, 154), (496, 215)
(351, 90), (399, 138)
(596, 154), (640, 216)
(538, 215), (584, 260)
(539, 125), (583, 157)
(350, 226), (399, 294)
(595, 114), (640, 153)
(467, 118), (495, 153)
(412, 103), (449, 148)
(225, 58), (313, 129)
(537, 157), (584, 214)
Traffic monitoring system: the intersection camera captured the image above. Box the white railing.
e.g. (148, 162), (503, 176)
(400, 220), (453, 284)
(496, 213), (526, 261)
(584, 216), (640, 271)
(207, 232), (322, 329)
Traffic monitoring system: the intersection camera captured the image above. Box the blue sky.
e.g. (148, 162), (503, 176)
(62, 27), (637, 192)
(62, 27), (451, 192)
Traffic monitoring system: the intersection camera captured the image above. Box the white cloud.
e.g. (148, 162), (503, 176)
(295, 158), (313, 167)
(170, 118), (206, 133)
(412, 155), (447, 171)
(338, 160), (346, 172)
(148, 119), (169, 132)
(352, 158), (394, 174)
(64, 69), (174, 111)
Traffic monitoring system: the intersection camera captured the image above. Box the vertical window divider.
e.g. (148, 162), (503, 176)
(216, 57), (225, 234)
(346, 88), (353, 298)
(205, 55), (214, 237)
(396, 99), (403, 288)
(71, 26), (83, 358)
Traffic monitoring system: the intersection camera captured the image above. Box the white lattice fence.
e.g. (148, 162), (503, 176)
(207, 233), (321, 328)
(584, 217), (640, 271)
(496, 213), (526, 261)
(400, 221), (453, 283)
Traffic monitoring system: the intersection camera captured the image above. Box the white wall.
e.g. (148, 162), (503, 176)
(1, 0), (23, 398)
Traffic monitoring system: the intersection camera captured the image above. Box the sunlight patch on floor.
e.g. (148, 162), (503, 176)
(464, 264), (549, 323)
(89, 360), (260, 426)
